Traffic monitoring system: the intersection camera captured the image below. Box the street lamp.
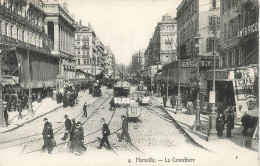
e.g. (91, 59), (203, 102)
(176, 32), (182, 114)
(192, 35), (203, 131)
(207, 15), (218, 140)
(0, 50), (4, 127)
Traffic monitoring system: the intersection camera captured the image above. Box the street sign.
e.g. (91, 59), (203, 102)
(209, 91), (215, 104)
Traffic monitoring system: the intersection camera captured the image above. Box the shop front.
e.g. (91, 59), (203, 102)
(207, 65), (258, 119)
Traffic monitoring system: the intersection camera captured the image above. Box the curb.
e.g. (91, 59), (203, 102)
(150, 97), (210, 151)
(0, 104), (63, 134)
(159, 105), (210, 151)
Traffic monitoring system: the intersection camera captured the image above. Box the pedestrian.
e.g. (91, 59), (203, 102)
(61, 115), (72, 141)
(83, 102), (88, 118)
(97, 118), (111, 150)
(63, 92), (67, 108)
(17, 101), (23, 119)
(170, 95), (176, 108)
(163, 95), (167, 107)
(216, 112), (225, 137)
(7, 98), (12, 112)
(186, 100), (194, 115)
(42, 118), (54, 154)
(4, 107), (9, 127)
(71, 122), (85, 156)
(241, 114), (250, 136)
(225, 110), (234, 138)
(118, 115), (131, 143)
(109, 98), (115, 111)
(69, 119), (76, 142)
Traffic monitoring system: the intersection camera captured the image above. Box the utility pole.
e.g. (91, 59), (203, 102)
(207, 15), (218, 140)
(113, 55), (115, 84)
(0, 50), (4, 128)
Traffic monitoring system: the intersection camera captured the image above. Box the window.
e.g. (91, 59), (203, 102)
(212, 0), (217, 9)
(77, 49), (80, 54)
(209, 16), (220, 31)
(87, 59), (90, 65)
(83, 59), (86, 65)
(77, 59), (80, 65)
(206, 38), (215, 52)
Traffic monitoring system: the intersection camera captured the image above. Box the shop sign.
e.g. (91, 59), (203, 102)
(232, 67), (258, 118)
(237, 22), (258, 38)
(207, 70), (230, 80)
(180, 61), (212, 68)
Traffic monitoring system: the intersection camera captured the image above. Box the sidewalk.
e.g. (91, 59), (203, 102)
(0, 97), (63, 133)
(152, 96), (258, 157)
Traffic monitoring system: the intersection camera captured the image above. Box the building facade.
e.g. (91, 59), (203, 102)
(144, 14), (177, 80)
(208, 0), (259, 118)
(43, 0), (76, 82)
(104, 46), (114, 78)
(0, 0), (57, 89)
(176, 0), (220, 60)
(74, 21), (107, 80)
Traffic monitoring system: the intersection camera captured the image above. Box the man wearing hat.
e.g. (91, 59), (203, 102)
(97, 118), (111, 150)
(118, 115), (131, 143)
(61, 115), (72, 141)
(42, 118), (54, 154)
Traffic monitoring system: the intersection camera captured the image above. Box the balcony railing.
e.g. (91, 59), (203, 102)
(0, 4), (44, 32)
(0, 34), (53, 53)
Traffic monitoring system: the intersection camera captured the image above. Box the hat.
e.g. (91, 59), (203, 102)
(43, 118), (48, 121)
(121, 115), (126, 118)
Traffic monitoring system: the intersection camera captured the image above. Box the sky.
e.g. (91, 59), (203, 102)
(67, 0), (182, 65)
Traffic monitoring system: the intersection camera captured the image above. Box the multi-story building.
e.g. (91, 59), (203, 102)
(0, 0), (57, 89)
(144, 14), (177, 81)
(104, 46), (114, 78)
(43, 0), (76, 82)
(74, 21), (107, 79)
(176, 0), (220, 60)
(209, 0), (259, 118)
(145, 15), (177, 66)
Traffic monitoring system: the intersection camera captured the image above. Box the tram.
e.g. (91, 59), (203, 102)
(113, 81), (130, 107)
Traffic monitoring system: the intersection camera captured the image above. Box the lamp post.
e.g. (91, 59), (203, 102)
(27, 47), (33, 116)
(207, 15), (218, 140)
(176, 32), (182, 114)
(0, 50), (4, 127)
(192, 35), (203, 131)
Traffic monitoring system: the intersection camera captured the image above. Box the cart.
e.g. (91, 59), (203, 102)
(126, 102), (142, 122)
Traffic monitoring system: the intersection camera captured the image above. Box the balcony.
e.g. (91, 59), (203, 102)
(0, 34), (53, 54)
(0, 4), (43, 32)
(82, 44), (90, 49)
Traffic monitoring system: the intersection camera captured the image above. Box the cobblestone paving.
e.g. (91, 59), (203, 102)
(0, 87), (207, 166)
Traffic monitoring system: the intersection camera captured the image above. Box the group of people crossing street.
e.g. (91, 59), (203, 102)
(42, 105), (132, 156)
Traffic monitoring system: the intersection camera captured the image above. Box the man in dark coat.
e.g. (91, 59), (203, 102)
(83, 102), (88, 118)
(42, 118), (54, 154)
(170, 95), (176, 108)
(118, 115), (131, 143)
(4, 107), (8, 127)
(70, 119), (76, 142)
(97, 118), (111, 150)
(216, 112), (225, 137)
(226, 111), (234, 138)
(63, 92), (67, 108)
(17, 101), (23, 119)
(163, 95), (167, 107)
(61, 115), (72, 141)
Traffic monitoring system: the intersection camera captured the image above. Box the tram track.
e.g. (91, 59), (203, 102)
(22, 92), (112, 155)
(0, 91), (112, 151)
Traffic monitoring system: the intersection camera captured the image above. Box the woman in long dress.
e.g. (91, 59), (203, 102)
(71, 122), (85, 156)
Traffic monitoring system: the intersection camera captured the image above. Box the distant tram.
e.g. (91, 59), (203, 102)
(113, 81), (130, 107)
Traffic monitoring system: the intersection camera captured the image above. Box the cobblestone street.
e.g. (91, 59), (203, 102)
(0, 87), (213, 166)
